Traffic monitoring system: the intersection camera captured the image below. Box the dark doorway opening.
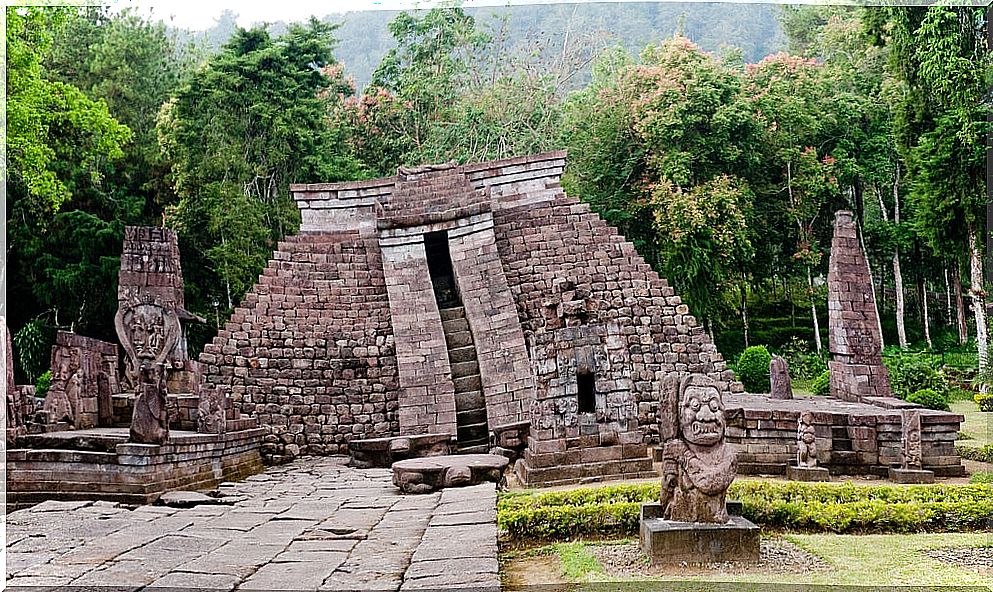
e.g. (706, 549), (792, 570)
(577, 368), (596, 413)
(424, 230), (459, 308)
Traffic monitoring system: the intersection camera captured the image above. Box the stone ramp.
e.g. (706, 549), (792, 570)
(5, 457), (499, 591)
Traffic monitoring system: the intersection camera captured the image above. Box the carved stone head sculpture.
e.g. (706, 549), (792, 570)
(116, 300), (179, 444)
(658, 372), (736, 524)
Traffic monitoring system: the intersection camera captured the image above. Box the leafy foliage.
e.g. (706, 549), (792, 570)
(974, 393), (993, 413)
(812, 370), (832, 397)
(906, 388), (950, 412)
(736, 345), (772, 393)
(885, 353), (950, 401)
(497, 481), (993, 540)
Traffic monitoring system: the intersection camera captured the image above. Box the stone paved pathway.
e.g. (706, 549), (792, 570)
(5, 457), (500, 591)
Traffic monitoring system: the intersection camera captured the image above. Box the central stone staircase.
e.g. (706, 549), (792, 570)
(440, 306), (489, 453)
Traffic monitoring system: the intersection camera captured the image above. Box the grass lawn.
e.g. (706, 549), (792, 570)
(954, 400), (992, 447)
(505, 533), (993, 588)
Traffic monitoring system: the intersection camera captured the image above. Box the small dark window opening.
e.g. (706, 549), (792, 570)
(577, 369), (596, 413)
(424, 230), (460, 308)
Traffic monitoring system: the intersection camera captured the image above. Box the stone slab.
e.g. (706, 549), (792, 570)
(786, 465), (832, 482)
(888, 467), (936, 484)
(640, 514), (760, 565)
(392, 453), (507, 493)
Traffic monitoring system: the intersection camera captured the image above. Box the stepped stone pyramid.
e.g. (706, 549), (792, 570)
(199, 152), (740, 484)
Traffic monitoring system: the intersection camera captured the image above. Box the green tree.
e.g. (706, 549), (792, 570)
(158, 20), (367, 330)
(6, 7), (131, 351)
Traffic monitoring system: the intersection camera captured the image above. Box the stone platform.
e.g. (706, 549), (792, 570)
(6, 426), (264, 510)
(724, 394), (965, 477)
(349, 433), (453, 469)
(392, 454), (508, 493)
(639, 503), (760, 565)
(5, 457), (500, 591)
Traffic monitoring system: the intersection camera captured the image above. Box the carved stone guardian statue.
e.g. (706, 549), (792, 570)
(640, 372), (759, 564)
(786, 410), (830, 482)
(796, 410), (817, 468)
(888, 409), (934, 483)
(657, 372), (736, 524)
(116, 299), (180, 444)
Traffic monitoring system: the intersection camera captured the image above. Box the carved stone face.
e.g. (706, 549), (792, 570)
(679, 381), (725, 446)
(130, 304), (167, 360)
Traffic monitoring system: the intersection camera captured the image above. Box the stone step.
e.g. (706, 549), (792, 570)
(451, 360), (479, 379)
(448, 346), (477, 364)
(439, 307), (466, 321)
(442, 317), (470, 334)
(457, 407), (487, 426)
(444, 331), (473, 349)
(455, 390), (485, 412)
(454, 374), (482, 393)
(457, 422), (489, 443)
(457, 443), (490, 454)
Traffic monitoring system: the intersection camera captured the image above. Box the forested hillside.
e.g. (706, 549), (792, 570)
(6, 4), (989, 394)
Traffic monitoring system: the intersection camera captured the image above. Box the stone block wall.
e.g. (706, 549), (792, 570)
(493, 192), (739, 447)
(47, 332), (119, 429)
(724, 395), (964, 477)
(449, 215), (534, 429)
(199, 232), (400, 461)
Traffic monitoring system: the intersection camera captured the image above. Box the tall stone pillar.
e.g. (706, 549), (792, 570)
(826, 211), (892, 401)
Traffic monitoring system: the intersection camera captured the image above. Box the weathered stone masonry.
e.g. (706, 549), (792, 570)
(201, 152), (739, 475)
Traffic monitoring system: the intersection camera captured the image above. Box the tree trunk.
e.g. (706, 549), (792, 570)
(954, 265), (968, 345)
(922, 279), (932, 349)
(808, 266), (822, 354)
(968, 225), (989, 392)
(740, 280), (749, 349)
(945, 267), (953, 327)
(878, 169), (906, 349)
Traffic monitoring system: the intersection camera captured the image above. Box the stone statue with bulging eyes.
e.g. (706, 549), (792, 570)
(658, 373), (736, 523)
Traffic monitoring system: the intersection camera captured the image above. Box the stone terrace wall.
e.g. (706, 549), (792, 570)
(493, 192), (740, 446)
(199, 232), (399, 462)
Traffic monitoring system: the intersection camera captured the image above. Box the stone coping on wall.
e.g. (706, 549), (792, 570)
(6, 427), (265, 510)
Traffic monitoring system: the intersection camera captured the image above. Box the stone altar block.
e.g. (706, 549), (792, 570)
(786, 465), (831, 482)
(639, 503), (760, 564)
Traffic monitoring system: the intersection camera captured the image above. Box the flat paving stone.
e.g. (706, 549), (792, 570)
(5, 456), (499, 591)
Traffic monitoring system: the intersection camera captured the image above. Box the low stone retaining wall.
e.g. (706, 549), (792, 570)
(723, 395), (964, 477)
(6, 427), (265, 510)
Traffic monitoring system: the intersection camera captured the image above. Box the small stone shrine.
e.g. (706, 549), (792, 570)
(40, 332), (118, 430)
(201, 152), (737, 485)
(724, 210), (964, 479)
(639, 372), (759, 564)
(6, 227), (264, 510)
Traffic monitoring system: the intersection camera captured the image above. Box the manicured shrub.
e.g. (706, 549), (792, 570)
(35, 370), (51, 398)
(906, 388), (950, 411)
(812, 370), (831, 396)
(969, 472), (993, 484)
(885, 353), (949, 400)
(736, 345), (772, 393)
(497, 481), (993, 540)
(975, 392), (993, 412)
(956, 444), (993, 464)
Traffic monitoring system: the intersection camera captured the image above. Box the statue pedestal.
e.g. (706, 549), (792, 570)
(888, 467), (935, 484)
(786, 465), (831, 482)
(639, 503), (760, 564)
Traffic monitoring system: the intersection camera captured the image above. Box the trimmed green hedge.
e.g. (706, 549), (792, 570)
(497, 481), (993, 540)
(957, 444), (993, 464)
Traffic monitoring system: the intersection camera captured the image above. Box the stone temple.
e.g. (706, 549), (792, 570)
(200, 151), (740, 486)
